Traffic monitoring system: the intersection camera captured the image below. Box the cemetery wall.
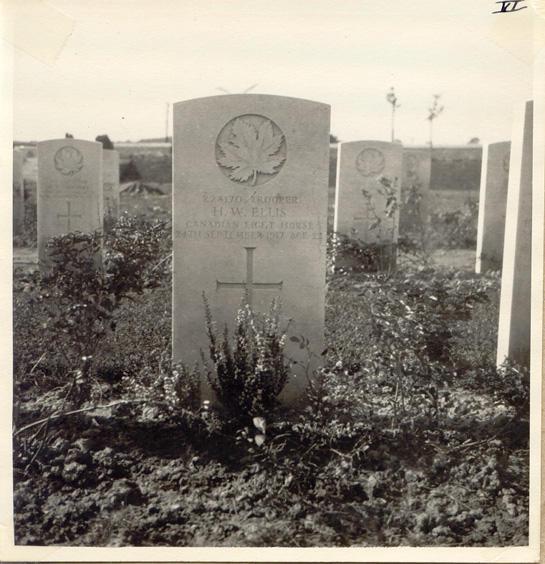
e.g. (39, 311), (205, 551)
(116, 143), (172, 184)
(429, 145), (482, 192)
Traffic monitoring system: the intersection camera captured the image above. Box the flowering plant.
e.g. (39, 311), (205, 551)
(202, 294), (289, 419)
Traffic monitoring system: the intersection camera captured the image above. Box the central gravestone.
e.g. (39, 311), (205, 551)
(172, 94), (330, 401)
(334, 141), (403, 270)
(37, 139), (103, 266)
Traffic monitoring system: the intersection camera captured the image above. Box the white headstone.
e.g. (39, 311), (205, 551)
(13, 150), (25, 236)
(103, 149), (120, 220)
(475, 141), (511, 273)
(37, 139), (103, 265)
(334, 141), (403, 269)
(172, 94), (330, 401)
(497, 101), (533, 367)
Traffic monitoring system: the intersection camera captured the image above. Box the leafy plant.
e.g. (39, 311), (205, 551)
(329, 233), (394, 274)
(36, 218), (169, 384)
(428, 198), (478, 249)
(202, 295), (289, 420)
(361, 270), (494, 427)
(331, 176), (400, 273)
(122, 356), (201, 420)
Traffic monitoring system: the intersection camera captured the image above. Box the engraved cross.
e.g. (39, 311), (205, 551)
(57, 200), (82, 232)
(216, 246), (283, 308)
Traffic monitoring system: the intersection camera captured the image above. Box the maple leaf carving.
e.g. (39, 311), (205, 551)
(218, 118), (285, 185)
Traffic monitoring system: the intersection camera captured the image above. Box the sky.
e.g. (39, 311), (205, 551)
(8, 0), (541, 145)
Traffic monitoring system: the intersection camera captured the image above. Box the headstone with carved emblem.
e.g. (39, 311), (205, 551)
(37, 139), (103, 266)
(13, 150), (25, 237)
(334, 141), (403, 270)
(172, 94), (330, 401)
(103, 149), (120, 220)
(475, 141), (511, 273)
(497, 101), (533, 367)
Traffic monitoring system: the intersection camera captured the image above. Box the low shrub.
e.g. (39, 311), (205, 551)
(203, 296), (289, 422)
(13, 217), (170, 401)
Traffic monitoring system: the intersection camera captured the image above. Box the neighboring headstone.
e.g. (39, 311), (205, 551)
(497, 101), (533, 367)
(475, 141), (511, 273)
(103, 149), (120, 220)
(37, 139), (103, 265)
(172, 94), (330, 401)
(400, 147), (432, 232)
(13, 150), (25, 237)
(334, 141), (403, 270)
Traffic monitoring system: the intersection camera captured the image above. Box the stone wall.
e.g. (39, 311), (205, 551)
(429, 145), (482, 192)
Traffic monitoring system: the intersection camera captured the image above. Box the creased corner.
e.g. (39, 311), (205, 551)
(0, 0), (74, 66)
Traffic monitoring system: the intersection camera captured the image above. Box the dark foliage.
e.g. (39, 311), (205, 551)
(12, 217), (529, 547)
(203, 297), (289, 421)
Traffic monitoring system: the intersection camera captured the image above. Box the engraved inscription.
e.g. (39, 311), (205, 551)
(175, 192), (323, 242)
(216, 114), (286, 187)
(356, 148), (385, 177)
(41, 177), (90, 197)
(54, 146), (84, 176)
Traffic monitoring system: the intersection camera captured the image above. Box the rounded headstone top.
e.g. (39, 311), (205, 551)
(173, 93), (331, 111)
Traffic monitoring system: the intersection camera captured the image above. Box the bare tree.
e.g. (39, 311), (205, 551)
(426, 94), (444, 148)
(386, 87), (401, 143)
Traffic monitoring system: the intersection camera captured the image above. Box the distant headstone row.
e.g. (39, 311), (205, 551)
(25, 94), (535, 399)
(473, 101), (533, 368)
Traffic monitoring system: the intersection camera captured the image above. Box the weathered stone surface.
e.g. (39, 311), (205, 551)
(37, 139), (103, 265)
(475, 141), (511, 273)
(334, 141), (403, 270)
(172, 94), (330, 401)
